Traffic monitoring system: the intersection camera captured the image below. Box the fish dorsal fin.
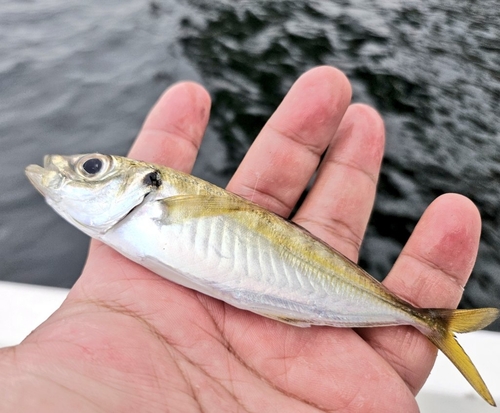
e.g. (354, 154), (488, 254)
(160, 194), (257, 224)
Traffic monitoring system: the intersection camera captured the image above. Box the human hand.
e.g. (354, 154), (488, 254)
(2, 66), (481, 412)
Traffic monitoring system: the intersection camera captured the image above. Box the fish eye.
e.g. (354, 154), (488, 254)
(77, 154), (112, 179)
(82, 158), (102, 175)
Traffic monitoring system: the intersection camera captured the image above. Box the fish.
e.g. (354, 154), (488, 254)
(26, 153), (499, 405)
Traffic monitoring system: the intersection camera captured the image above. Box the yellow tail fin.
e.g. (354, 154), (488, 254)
(425, 307), (499, 406)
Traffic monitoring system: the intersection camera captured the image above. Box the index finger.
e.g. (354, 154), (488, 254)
(87, 82), (210, 258)
(129, 81), (211, 172)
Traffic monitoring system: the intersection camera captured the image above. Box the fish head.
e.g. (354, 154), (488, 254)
(25, 154), (161, 236)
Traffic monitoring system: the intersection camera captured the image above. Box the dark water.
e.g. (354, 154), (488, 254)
(1, 0), (499, 328)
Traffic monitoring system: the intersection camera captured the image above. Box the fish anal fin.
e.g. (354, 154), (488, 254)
(275, 316), (312, 328)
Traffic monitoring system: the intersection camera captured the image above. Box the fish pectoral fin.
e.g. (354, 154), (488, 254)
(161, 194), (257, 224)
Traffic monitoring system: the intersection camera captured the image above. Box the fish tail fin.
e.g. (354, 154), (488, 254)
(424, 307), (499, 406)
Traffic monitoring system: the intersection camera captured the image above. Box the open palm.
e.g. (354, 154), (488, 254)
(5, 66), (481, 412)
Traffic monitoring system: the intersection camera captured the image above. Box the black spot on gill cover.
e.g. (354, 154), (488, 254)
(143, 171), (162, 188)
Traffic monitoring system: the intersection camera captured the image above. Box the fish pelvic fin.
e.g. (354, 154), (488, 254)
(425, 307), (500, 406)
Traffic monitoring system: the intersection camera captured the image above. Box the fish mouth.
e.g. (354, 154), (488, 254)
(25, 164), (50, 195)
(25, 155), (67, 197)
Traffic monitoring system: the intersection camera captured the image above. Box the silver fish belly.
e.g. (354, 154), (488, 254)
(102, 196), (413, 328)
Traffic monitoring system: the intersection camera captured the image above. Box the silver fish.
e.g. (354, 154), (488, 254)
(26, 153), (499, 405)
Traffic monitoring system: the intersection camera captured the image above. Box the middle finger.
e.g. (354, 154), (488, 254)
(227, 66), (352, 217)
(293, 103), (385, 261)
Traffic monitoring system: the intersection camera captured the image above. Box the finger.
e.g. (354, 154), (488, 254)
(358, 194), (481, 393)
(227, 66), (352, 217)
(293, 104), (385, 261)
(129, 81), (211, 172)
(86, 82), (210, 259)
